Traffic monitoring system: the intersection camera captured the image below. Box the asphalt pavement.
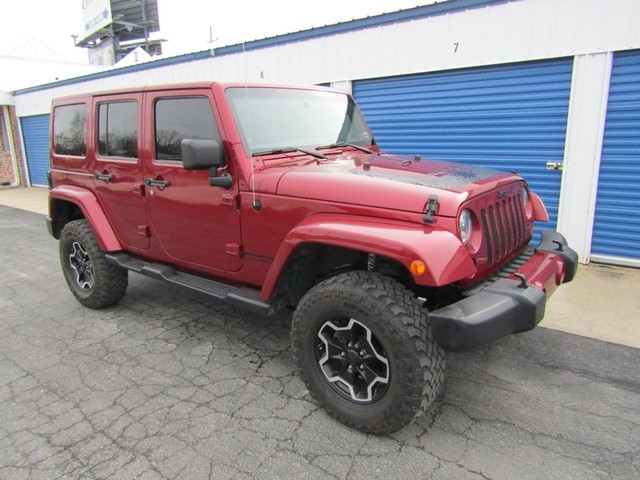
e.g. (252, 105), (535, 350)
(1, 205), (639, 480)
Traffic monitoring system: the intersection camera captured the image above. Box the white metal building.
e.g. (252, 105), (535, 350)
(10, 0), (640, 267)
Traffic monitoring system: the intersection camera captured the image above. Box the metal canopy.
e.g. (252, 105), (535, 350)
(111, 0), (160, 42)
(75, 0), (161, 60)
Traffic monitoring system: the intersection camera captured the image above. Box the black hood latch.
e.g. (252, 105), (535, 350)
(423, 195), (439, 224)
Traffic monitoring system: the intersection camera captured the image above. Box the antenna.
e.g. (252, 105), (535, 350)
(208, 26), (218, 56)
(243, 42), (259, 211)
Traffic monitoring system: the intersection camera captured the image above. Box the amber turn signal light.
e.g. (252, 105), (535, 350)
(410, 260), (426, 276)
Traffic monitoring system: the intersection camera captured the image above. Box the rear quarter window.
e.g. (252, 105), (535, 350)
(53, 104), (87, 157)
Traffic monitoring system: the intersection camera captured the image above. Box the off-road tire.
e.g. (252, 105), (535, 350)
(59, 219), (128, 309)
(291, 271), (445, 434)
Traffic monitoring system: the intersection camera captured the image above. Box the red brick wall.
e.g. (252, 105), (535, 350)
(0, 106), (27, 187)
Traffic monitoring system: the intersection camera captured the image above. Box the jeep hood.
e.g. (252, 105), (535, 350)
(271, 153), (520, 217)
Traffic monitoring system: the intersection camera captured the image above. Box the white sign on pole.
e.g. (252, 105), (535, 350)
(88, 37), (116, 66)
(80, 0), (113, 42)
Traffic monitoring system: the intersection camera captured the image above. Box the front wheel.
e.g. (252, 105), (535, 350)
(291, 271), (445, 434)
(59, 219), (128, 309)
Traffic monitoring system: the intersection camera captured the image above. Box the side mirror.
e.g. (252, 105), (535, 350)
(181, 139), (225, 170)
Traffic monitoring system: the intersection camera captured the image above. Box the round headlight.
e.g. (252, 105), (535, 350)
(459, 209), (473, 245)
(521, 187), (529, 208)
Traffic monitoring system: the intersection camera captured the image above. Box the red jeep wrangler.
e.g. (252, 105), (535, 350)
(47, 82), (577, 433)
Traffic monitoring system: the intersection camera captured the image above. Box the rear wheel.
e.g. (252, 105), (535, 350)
(59, 220), (128, 309)
(291, 271), (445, 434)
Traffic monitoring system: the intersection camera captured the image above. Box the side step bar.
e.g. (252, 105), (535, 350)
(105, 252), (271, 315)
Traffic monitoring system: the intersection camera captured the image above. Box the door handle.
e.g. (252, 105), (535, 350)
(94, 172), (113, 182)
(144, 178), (171, 188)
(546, 161), (564, 172)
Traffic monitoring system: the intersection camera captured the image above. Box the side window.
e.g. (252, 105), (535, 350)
(97, 101), (138, 159)
(155, 97), (219, 162)
(53, 104), (87, 156)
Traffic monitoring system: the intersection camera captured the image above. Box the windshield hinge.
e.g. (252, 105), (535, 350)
(222, 193), (240, 209)
(423, 195), (439, 224)
(225, 243), (242, 258)
(137, 225), (151, 238)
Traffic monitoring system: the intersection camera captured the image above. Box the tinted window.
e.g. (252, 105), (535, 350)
(53, 104), (86, 156)
(225, 88), (373, 154)
(98, 101), (138, 158)
(155, 97), (219, 161)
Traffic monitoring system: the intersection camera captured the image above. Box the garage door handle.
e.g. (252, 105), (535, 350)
(94, 172), (113, 182)
(546, 161), (564, 172)
(144, 178), (170, 188)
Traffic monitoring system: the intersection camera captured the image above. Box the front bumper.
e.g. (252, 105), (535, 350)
(430, 231), (578, 351)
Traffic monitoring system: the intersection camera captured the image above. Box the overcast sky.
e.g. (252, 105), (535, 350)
(0, 0), (437, 64)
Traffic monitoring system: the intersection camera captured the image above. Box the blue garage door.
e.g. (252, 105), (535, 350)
(353, 58), (573, 242)
(591, 49), (640, 263)
(21, 114), (50, 186)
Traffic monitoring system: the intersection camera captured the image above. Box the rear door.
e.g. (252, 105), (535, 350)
(93, 93), (150, 250)
(142, 88), (242, 273)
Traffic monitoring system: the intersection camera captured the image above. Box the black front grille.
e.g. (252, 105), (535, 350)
(480, 195), (527, 266)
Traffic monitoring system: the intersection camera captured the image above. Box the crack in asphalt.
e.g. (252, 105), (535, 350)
(1, 206), (639, 480)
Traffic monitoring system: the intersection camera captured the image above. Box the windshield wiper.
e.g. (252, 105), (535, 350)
(315, 142), (374, 154)
(252, 147), (327, 160)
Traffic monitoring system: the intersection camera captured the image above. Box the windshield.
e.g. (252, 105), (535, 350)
(225, 87), (374, 155)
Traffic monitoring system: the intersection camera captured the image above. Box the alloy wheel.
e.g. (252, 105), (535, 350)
(316, 318), (389, 403)
(68, 241), (93, 290)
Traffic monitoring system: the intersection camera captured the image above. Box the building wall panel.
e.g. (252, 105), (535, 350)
(14, 0), (640, 117)
(591, 49), (640, 263)
(20, 115), (50, 187)
(353, 58), (573, 242)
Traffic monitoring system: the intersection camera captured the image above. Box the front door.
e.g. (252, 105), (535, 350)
(93, 93), (150, 251)
(142, 89), (242, 273)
